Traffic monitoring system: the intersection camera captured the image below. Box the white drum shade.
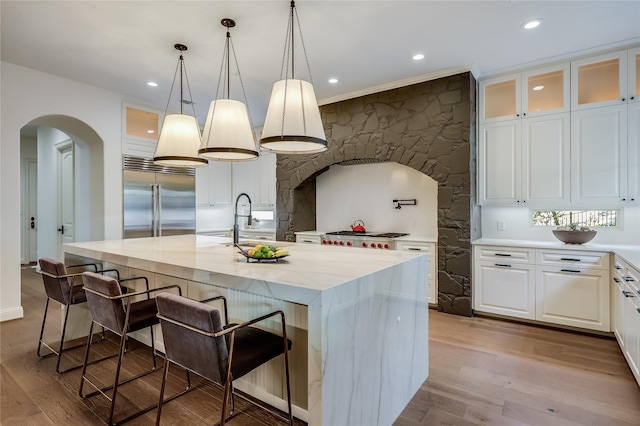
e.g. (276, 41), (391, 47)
(199, 98), (259, 161)
(260, 79), (327, 154)
(154, 114), (208, 167)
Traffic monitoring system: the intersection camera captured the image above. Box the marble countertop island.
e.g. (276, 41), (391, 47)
(64, 235), (430, 426)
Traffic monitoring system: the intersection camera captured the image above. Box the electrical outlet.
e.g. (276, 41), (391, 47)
(497, 220), (505, 231)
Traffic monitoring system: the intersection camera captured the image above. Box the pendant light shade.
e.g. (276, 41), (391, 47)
(199, 18), (258, 162)
(200, 99), (257, 161)
(260, 79), (327, 153)
(154, 44), (208, 168)
(260, 0), (327, 154)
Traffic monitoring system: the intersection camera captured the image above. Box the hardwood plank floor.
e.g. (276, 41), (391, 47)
(1, 266), (639, 425)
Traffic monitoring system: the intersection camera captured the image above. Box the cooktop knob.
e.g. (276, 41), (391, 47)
(339, 241), (344, 245)
(347, 241), (352, 246)
(377, 243), (382, 248)
(362, 242), (367, 248)
(384, 243), (389, 249)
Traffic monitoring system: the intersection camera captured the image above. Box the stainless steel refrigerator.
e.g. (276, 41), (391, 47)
(123, 156), (196, 239)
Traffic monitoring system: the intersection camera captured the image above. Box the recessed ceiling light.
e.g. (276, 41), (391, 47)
(522, 19), (543, 30)
(328, 78), (338, 84)
(533, 85), (544, 91)
(147, 129), (155, 134)
(147, 81), (158, 87)
(412, 54), (425, 61)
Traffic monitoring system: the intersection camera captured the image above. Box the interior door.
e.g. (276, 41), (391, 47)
(58, 145), (74, 257)
(28, 160), (38, 263)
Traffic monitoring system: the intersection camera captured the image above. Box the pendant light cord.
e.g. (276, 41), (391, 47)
(161, 48), (197, 119)
(206, 21), (256, 146)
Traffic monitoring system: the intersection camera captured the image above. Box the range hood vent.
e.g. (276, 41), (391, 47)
(336, 158), (386, 166)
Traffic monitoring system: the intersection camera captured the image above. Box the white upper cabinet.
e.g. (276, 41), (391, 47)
(479, 113), (570, 206)
(571, 105), (628, 205)
(629, 47), (640, 104)
(626, 101), (640, 203)
(479, 63), (569, 124)
(196, 161), (232, 207)
(232, 152), (276, 208)
(571, 51), (627, 111)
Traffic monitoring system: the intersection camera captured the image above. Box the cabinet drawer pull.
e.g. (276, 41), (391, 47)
(622, 291), (635, 297)
(560, 258), (581, 262)
(637, 308), (640, 314)
(613, 277), (621, 283)
(560, 269), (581, 273)
(301, 239), (314, 243)
(408, 247), (424, 251)
(494, 263), (512, 268)
(494, 253), (512, 257)
(614, 264), (622, 270)
(623, 276), (636, 282)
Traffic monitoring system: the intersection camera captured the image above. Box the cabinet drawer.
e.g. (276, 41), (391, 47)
(397, 242), (437, 280)
(536, 250), (609, 269)
(474, 246), (534, 264)
(295, 235), (321, 244)
(613, 256), (640, 293)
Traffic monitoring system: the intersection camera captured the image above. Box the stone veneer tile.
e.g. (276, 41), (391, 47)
(275, 72), (478, 316)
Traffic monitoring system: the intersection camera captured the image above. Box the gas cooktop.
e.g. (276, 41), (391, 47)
(324, 231), (408, 238)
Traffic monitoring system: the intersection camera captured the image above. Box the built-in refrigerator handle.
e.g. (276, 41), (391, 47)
(156, 184), (162, 237)
(152, 184), (158, 237)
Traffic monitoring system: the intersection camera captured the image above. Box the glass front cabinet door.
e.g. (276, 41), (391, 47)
(479, 63), (569, 124)
(572, 51), (628, 110)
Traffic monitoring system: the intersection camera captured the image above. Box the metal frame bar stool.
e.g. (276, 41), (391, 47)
(37, 257), (120, 373)
(79, 271), (189, 426)
(155, 293), (293, 426)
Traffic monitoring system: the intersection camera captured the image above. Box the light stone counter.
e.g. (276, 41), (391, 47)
(64, 235), (429, 426)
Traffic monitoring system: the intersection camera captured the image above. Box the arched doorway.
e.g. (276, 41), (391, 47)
(19, 115), (105, 263)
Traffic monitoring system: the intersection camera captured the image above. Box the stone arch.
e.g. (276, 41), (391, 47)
(275, 72), (478, 316)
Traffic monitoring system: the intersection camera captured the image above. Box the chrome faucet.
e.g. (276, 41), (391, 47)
(233, 193), (252, 245)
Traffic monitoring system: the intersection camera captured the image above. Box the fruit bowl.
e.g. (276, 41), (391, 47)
(235, 243), (289, 263)
(552, 230), (597, 244)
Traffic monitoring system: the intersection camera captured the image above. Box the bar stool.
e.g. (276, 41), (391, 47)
(155, 292), (293, 426)
(37, 257), (120, 373)
(79, 271), (188, 426)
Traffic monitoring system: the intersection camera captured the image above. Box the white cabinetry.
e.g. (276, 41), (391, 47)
(473, 246), (536, 319)
(612, 256), (640, 385)
(295, 234), (322, 244)
(535, 250), (610, 331)
(473, 244), (610, 332)
(479, 63), (569, 124)
(232, 152), (276, 208)
(479, 113), (570, 205)
(196, 162), (232, 207)
(478, 47), (640, 207)
(571, 105), (628, 205)
(396, 241), (438, 304)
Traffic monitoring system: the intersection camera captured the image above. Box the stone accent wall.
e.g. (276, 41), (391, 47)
(276, 72), (478, 316)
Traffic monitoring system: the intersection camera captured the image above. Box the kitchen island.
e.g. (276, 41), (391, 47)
(63, 235), (429, 426)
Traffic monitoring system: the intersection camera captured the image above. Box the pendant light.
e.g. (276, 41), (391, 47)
(199, 19), (258, 162)
(153, 44), (208, 167)
(260, 0), (327, 154)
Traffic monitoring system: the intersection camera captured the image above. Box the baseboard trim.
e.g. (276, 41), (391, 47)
(0, 306), (24, 322)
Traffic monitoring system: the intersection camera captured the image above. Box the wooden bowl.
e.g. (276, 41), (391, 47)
(552, 230), (597, 244)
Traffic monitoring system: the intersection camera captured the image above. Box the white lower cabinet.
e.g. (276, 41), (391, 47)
(475, 261), (536, 319)
(396, 241), (438, 304)
(473, 245), (610, 332)
(612, 255), (640, 386)
(536, 266), (609, 331)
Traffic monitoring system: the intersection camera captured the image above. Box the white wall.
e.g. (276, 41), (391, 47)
(481, 205), (640, 245)
(1, 61), (125, 321)
(316, 162), (438, 237)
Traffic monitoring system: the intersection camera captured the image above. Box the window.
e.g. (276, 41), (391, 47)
(532, 210), (618, 228)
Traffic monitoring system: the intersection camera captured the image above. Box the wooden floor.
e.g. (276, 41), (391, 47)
(1, 267), (639, 426)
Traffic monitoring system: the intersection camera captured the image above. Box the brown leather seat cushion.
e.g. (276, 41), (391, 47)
(230, 326), (292, 380)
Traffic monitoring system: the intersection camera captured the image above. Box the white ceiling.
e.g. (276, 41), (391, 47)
(2, 1), (640, 126)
